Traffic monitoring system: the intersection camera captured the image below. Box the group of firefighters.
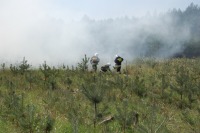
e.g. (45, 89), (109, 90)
(90, 53), (124, 73)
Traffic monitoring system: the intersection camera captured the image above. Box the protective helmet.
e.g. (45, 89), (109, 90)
(116, 54), (119, 57)
(107, 62), (111, 66)
(95, 53), (99, 56)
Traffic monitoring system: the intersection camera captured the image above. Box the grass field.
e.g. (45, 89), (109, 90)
(0, 57), (200, 133)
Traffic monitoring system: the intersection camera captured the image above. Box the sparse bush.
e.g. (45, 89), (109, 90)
(81, 74), (106, 129)
(1, 63), (6, 71)
(19, 57), (30, 75)
(77, 54), (90, 72)
(40, 61), (52, 82)
(42, 115), (55, 133)
(131, 75), (147, 98)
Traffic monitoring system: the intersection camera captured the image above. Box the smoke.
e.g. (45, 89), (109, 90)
(0, 1), (191, 67)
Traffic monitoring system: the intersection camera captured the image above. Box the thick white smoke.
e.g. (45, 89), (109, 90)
(0, 0), (191, 67)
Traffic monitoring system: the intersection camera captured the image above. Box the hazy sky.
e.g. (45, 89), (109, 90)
(0, 0), (197, 19)
(0, 0), (199, 67)
(50, 0), (199, 19)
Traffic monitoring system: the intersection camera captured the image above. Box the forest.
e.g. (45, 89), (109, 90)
(166, 3), (200, 58)
(79, 3), (200, 59)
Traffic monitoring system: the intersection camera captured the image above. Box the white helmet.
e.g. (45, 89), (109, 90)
(95, 53), (99, 56)
(107, 62), (111, 66)
(116, 54), (119, 57)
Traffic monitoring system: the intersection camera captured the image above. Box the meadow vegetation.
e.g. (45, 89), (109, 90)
(0, 57), (200, 133)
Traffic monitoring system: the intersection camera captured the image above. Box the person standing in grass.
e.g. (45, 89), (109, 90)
(114, 55), (123, 73)
(90, 53), (100, 72)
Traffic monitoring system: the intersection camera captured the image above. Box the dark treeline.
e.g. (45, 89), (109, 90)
(81, 3), (200, 59)
(145, 2), (200, 58)
(170, 3), (200, 57)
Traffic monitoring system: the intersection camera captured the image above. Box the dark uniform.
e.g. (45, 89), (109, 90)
(101, 64), (111, 72)
(114, 56), (123, 73)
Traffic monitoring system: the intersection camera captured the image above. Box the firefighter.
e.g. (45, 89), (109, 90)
(90, 53), (100, 72)
(101, 63), (111, 72)
(114, 55), (123, 73)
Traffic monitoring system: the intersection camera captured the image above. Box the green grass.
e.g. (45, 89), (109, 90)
(0, 58), (200, 132)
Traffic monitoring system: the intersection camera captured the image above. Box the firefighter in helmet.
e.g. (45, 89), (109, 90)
(90, 53), (100, 72)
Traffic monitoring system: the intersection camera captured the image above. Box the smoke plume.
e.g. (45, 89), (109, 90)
(0, 1), (192, 67)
